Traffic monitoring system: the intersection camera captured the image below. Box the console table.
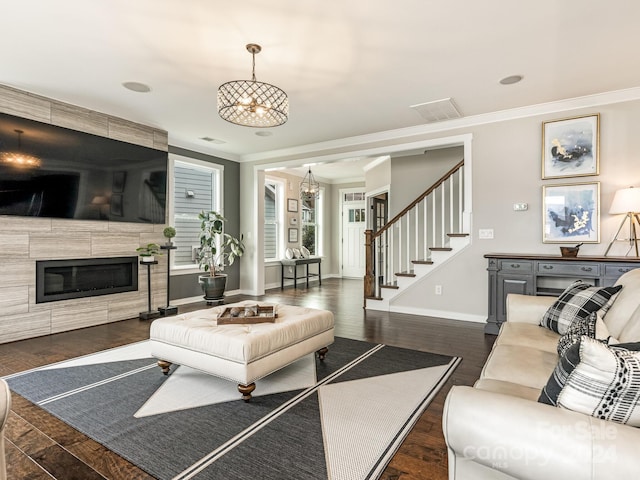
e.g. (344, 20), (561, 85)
(484, 253), (640, 334)
(281, 257), (322, 289)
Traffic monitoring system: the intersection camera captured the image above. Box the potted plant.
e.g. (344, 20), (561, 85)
(163, 226), (177, 246)
(136, 243), (161, 262)
(197, 210), (245, 302)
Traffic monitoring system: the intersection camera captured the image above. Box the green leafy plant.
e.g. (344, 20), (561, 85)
(197, 210), (245, 277)
(136, 243), (162, 257)
(163, 226), (176, 240)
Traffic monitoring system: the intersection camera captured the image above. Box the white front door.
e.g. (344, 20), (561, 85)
(342, 202), (366, 278)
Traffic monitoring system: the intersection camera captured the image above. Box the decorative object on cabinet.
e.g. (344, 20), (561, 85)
(604, 186), (640, 257)
(542, 113), (599, 179)
(217, 43), (288, 128)
(484, 253), (640, 334)
(542, 182), (599, 243)
(560, 243), (582, 257)
(287, 198), (298, 212)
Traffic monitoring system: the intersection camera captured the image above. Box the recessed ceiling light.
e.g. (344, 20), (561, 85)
(255, 131), (273, 137)
(122, 81), (151, 93)
(499, 75), (523, 85)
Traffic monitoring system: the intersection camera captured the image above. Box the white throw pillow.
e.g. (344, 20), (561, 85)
(557, 337), (640, 426)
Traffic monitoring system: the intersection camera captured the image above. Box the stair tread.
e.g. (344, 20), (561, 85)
(395, 271), (416, 277)
(380, 283), (399, 290)
(365, 296), (383, 301)
(429, 247), (453, 251)
(447, 233), (469, 237)
(412, 259), (434, 265)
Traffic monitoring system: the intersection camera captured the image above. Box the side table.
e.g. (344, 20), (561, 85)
(280, 257), (322, 289)
(139, 260), (160, 320)
(159, 245), (178, 316)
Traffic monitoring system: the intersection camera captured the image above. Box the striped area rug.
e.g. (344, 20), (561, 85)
(6, 337), (459, 480)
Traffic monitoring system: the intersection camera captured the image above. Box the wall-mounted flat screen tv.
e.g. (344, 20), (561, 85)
(0, 112), (167, 223)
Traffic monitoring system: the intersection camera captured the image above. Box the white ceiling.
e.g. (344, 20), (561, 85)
(4, 1), (640, 176)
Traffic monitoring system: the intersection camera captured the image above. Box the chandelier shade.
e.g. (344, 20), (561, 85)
(217, 44), (289, 128)
(300, 167), (320, 200)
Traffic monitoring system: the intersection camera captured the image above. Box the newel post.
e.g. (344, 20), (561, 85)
(364, 229), (375, 305)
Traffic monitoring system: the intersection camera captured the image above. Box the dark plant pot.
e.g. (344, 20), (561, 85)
(198, 274), (227, 301)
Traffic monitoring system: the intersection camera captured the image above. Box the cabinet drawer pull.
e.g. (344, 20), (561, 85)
(619, 268), (631, 273)
(542, 265), (553, 270)
(581, 266), (593, 272)
(510, 264), (520, 268)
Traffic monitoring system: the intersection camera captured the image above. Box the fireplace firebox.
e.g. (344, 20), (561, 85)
(36, 257), (138, 303)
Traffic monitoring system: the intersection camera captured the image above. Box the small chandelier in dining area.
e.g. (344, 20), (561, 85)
(300, 167), (320, 200)
(217, 43), (289, 128)
(0, 129), (41, 168)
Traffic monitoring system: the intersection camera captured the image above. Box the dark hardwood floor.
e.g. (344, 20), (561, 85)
(1, 278), (496, 480)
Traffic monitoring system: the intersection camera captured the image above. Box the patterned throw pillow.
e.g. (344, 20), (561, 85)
(538, 337), (640, 426)
(540, 339), (640, 406)
(556, 338), (640, 426)
(556, 311), (598, 357)
(540, 281), (623, 334)
(539, 341), (582, 406)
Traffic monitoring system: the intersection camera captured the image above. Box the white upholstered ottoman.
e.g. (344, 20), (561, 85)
(149, 301), (335, 401)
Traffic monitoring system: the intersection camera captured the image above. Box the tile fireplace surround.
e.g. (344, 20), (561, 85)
(0, 84), (169, 344)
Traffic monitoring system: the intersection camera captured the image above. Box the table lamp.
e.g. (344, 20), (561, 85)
(604, 186), (640, 256)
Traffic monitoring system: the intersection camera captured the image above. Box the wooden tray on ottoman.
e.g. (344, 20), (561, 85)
(217, 305), (278, 325)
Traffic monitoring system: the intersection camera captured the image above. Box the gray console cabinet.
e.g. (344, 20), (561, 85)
(484, 254), (640, 334)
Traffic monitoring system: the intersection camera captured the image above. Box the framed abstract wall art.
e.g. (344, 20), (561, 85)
(542, 114), (599, 179)
(542, 182), (600, 243)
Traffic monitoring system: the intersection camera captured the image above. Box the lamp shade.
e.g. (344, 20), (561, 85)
(609, 187), (640, 214)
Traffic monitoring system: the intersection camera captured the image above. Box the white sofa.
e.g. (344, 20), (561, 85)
(443, 268), (640, 480)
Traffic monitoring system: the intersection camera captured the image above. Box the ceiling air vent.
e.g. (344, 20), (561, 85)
(200, 136), (226, 144)
(410, 98), (462, 123)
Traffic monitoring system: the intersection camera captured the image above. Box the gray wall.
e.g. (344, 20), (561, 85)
(168, 146), (241, 300)
(393, 101), (640, 318)
(389, 147), (464, 216)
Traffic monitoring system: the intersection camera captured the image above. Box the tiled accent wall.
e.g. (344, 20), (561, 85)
(0, 84), (169, 343)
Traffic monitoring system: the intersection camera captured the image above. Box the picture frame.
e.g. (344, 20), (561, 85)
(542, 182), (600, 243)
(288, 228), (298, 243)
(542, 114), (599, 179)
(112, 171), (127, 193)
(287, 198), (298, 212)
(110, 194), (123, 217)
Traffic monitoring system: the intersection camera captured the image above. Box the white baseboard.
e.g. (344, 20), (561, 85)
(388, 305), (487, 324)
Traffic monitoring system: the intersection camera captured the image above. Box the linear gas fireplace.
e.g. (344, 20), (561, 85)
(36, 257), (138, 303)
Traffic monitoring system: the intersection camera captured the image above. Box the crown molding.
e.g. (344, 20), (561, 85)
(241, 86), (640, 164)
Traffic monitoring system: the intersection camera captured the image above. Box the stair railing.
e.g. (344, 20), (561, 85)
(364, 159), (464, 301)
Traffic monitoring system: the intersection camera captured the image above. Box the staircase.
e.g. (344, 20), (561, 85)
(364, 160), (470, 310)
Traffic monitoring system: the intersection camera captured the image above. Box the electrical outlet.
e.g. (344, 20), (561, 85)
(478, 229), (494, 239)
(513, 203), (528, 211)
(435, 285), (442, 295)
